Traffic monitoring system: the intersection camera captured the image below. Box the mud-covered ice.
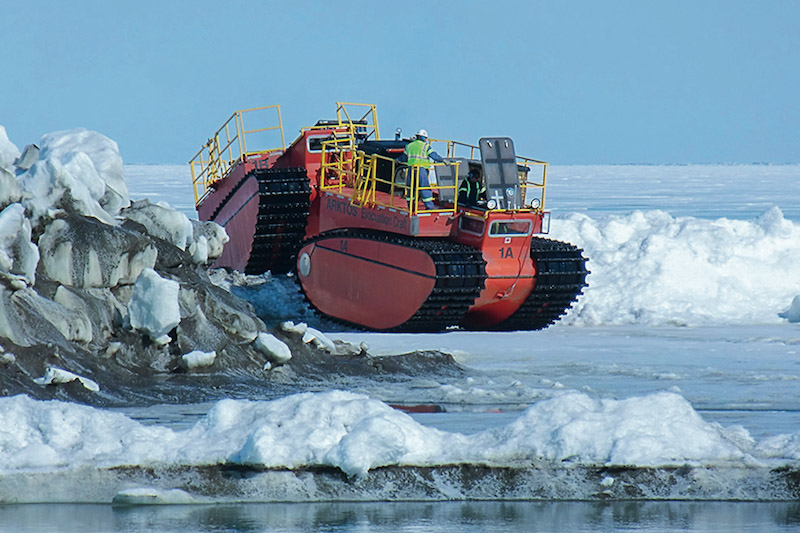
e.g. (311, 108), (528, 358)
(0, 125), (289, 404)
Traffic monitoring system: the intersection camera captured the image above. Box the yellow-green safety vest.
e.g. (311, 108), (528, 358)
(405, 139), (433, 168)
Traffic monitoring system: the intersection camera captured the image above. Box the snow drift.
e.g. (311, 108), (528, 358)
(0, 391), (795, 476)
(549, 208), (800, 326)
(0, 392), (797, 503)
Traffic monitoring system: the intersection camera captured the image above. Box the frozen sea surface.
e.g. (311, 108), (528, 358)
(335, 325), (800, 440)
(546, 164), (800, 221)
(1, 163), (798, 531)
(125, 163), (800, 221)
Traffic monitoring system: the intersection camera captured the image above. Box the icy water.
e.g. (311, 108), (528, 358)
(2, 501), (799, 532)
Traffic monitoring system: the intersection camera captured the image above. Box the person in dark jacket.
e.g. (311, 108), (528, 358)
(458, 168), (487, 206)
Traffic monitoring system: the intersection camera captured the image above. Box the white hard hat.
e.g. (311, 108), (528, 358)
(416, 129), (428, 138)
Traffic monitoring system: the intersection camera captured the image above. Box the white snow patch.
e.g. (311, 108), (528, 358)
(754, 432), (800, 460)
(481, 391), (746, 466)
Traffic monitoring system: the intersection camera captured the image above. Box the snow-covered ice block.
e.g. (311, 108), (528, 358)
(18, 158), (116, 227)
(38, 128), (129, 216)
(779, 295), (800, 323)
(190, 219), (228, 261)
(281, 320), (307, 335)
(14, 144), (39, 171)
(0, 203), (39, 285)
(253, 332), (292, 364)
(0, 287), (92, 345)
(38, 216), (157, 288)
(128, 268), (180, 341)
(0, 126), (20, 172)
(189, 235), (208, 263)
(181, 350), (216, 370)
(0, 170), (22, 209)
(302, 326), (336, 353)
(33, 366), (100, 392)
(0, 350), (15, 365)
(123, 199), (194, 251)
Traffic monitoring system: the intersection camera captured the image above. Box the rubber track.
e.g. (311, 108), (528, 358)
(244, 167), (311, 275)
(298, 229), (487, 332)
(491, 237), (589, 331)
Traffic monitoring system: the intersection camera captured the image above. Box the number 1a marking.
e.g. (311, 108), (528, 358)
(499, 247), (513, 259)
(340, 240), (348, 252)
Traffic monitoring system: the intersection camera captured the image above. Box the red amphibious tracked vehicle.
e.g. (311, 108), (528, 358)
(191, 103), (588, 331)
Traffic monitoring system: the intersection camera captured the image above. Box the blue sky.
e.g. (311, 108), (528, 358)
(1, 0), (798, 164)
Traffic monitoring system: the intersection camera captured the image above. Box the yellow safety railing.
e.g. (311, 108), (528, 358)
(189, 105), (285, 206)
(322, 145), (462, 216)
(336, 102), (379, 140)
(444, 140), (481, 160)
(190, 102), (550, 217)
(321, 134), (547, 217)
(320, 135), (360, 193)
(402, 162), (462, 216)
(518, 157), (548, 211)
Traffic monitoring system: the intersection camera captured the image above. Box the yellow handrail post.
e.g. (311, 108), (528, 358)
(409, 166), (418, 216)
(235, 112), (246, 161)
(276, 105), (286, 150)
(541, 162), (548, 210)
(189, 105), (285, 207)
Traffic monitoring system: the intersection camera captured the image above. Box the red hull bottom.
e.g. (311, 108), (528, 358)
(461, 277), (536, 328)
(297, 236), (437, 330)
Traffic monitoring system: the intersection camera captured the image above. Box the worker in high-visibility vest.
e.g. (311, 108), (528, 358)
(402, 129), (443, 210)
(458, 168), (487, 206)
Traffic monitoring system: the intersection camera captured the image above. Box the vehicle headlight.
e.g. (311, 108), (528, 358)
(298, 252), (311, 277)
(529, 198), (541, 209)
(487, 199), (498, 209)
(505, 187), (515, 197)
